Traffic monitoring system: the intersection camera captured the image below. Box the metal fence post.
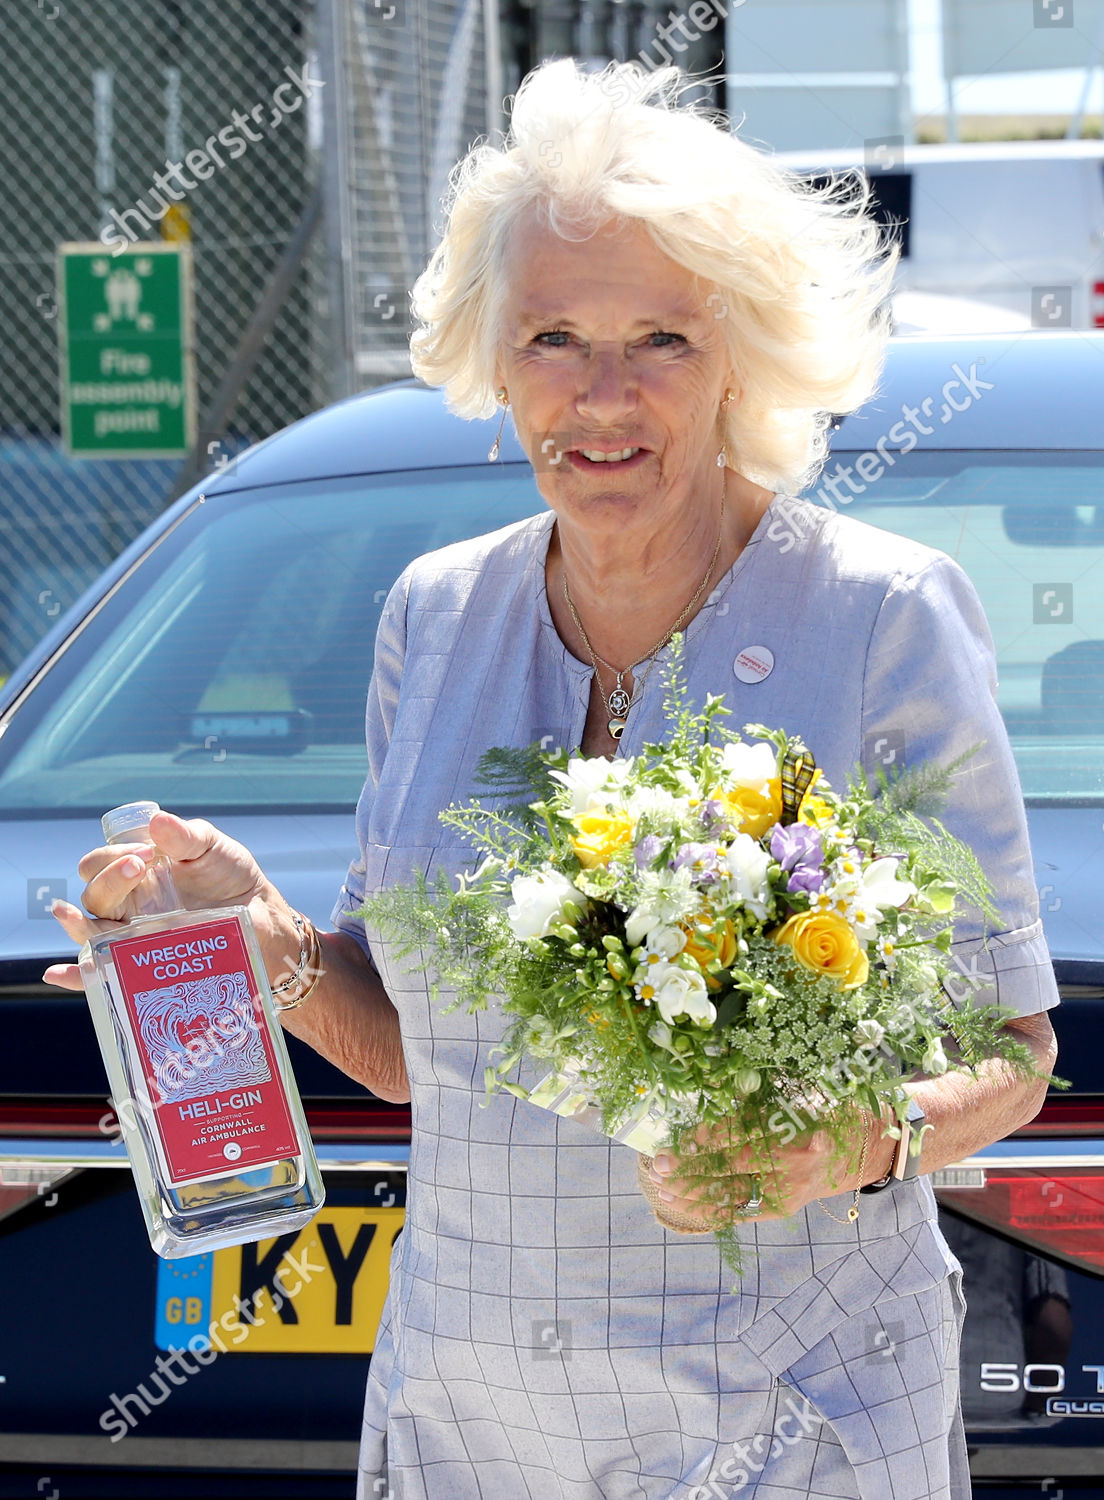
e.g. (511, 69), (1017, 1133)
(167, 182), (324, 502)
(318, 0), (359, 402)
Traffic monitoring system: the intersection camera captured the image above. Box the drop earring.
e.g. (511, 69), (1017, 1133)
(488, 388), (509, 462)
(717, 387), (735, 469)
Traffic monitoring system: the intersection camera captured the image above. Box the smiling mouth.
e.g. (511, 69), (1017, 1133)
(574, 446), (643, 464)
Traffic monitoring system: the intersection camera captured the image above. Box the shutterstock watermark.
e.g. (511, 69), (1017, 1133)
(96, 941), (325, 1145)
(629, 0), (746, 73)
(766, 361), (995, 555)
(684, 1394), (825, 1497)
(100, 62), (323, 255)
(97, 998), (265, 1145)
(533, 0), (747, 161)
(98, 1244), (324, 1441)
(762, 945), (991, 1150)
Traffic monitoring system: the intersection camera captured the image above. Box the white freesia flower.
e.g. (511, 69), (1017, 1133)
(549, 755), (635, 813)
(625, 867), (701, 947)
(652, 966), (716, 1026)
(850, 857), (917, 941)
(854, 1018), (886, 1049)
(506, 869), (580, 940)
(719, 740), (778, 789)
(724, 832), (772, 920)
(922, 1038), (949, 1075)
(863, 857), (915, 907)
(467, 854), (504, 884)
(647, 1018), (677, 1052)
(638, 926), (687, 964)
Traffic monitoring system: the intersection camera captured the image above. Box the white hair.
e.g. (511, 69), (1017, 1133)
(408, 57), (898, 495)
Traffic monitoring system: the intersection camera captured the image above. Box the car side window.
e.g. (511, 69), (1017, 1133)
(802, 457), (1104, 800)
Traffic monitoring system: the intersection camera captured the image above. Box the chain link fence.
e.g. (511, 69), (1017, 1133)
(0, 0), (496, 681)
(338, 0), (501, 391)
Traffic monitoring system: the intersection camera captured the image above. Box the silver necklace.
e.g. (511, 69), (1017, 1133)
(562, 494), (726, 741)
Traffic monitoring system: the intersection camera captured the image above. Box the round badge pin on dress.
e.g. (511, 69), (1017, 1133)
(733, 645), (774, 683)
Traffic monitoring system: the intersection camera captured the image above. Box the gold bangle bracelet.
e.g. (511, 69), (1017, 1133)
(271, 911), (323, 1011)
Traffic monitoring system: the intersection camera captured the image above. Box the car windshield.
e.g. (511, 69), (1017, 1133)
(802, 450), (1104, 801)
(0, 468), (543, 818)
(0, 451), (1101, 817)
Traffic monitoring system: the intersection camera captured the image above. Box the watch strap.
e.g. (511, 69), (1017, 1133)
(893, 1100), (926, 1182)
(859, 1169), (894, 1195)
(860, 1100), (926, 1193)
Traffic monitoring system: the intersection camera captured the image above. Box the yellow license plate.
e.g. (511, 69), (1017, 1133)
(154, 1206), (405, 1354)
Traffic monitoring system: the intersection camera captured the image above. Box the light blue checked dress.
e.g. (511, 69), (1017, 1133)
(330, 494), (1060, 1500)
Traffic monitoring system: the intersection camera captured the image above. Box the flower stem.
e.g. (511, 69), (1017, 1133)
(618, 988), (661, 1089)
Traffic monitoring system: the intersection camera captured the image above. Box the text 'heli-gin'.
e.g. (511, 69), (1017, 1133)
(78, 801), (324, 1258)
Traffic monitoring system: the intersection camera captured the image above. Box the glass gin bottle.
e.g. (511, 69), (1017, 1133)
(79, 800), (324, 1258)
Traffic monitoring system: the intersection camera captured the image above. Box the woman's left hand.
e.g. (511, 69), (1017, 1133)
(646, 1013), (1057, 1227)
(646, 1115), (886, 1224)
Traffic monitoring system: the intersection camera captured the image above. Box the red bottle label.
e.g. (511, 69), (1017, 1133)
(108, 915), (302, 1187)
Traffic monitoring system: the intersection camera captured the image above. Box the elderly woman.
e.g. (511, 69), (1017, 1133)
(48, 58), (1057, 1500)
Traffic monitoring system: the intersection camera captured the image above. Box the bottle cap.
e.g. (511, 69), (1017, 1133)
(102, 801), (162, 844)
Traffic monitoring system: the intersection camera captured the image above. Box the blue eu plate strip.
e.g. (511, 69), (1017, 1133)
(154, 1252), (213, 1352)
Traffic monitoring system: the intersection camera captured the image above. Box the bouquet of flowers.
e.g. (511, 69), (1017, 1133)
(359, 639), (1048, 1268)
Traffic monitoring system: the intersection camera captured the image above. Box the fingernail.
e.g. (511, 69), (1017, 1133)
(49, 898), (70, 914)
(121, 856), (144, 876)
(657, 1188), (676, 1202)
(652, 1154), (672, 1174)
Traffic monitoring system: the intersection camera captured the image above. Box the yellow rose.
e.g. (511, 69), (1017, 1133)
(681, 918), (739, 989)
(798, 793), (835, 829)
(771, 910), (869, 989)
(789, 769), (830, 830)
(713, 778), (783, 838)
(569, 809), (634, 869)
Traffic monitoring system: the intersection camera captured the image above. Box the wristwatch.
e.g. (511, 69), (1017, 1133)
(860, 1097), (927, 1194)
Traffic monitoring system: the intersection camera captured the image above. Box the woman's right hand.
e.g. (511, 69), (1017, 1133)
(42, 808), (286, 992)
(41, 808), (412, 1101)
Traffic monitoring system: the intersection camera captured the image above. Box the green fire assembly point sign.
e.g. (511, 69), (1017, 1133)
(57, 242), (196, 458)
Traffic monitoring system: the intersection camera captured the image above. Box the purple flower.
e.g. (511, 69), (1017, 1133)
(698, 798), (726, 831)
(784, 864), (826, 895)
(634, 834), (663, 869)
(770, 822), (822, 870)
(672, 842), (722, 884)
(769, 823), (826, 894)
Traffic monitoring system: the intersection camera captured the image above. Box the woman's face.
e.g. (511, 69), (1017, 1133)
(495, 212), (738, 544)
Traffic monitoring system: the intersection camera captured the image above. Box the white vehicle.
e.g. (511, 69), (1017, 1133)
(775, 140), (1104, 333)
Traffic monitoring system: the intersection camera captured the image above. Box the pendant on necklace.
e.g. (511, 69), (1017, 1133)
(608, 686), (631, 718)
(608, 718), (626, 740)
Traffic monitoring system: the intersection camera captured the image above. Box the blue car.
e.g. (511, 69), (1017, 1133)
(0, 436), (181, 685)
(0, 332), (1101, 1497)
